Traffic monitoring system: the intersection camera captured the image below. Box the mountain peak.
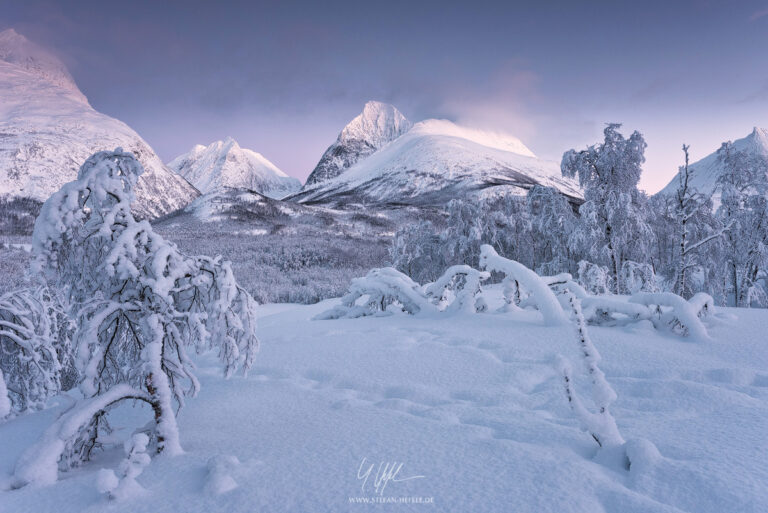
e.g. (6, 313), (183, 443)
(168, 139), (300, 199)
(0, 28), (86, 103)
(657, 126), (768, 198)
(339, 101), (411, 144)
(305, 101), (412, 186)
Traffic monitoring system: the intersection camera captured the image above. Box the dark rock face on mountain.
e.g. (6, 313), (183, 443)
(304, 101), (412, 186)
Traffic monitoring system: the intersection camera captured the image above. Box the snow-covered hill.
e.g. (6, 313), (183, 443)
(0, 29), (198, 219)
(658, 127), (768, 198)
(290, 118), (582, 207)
(168, 138), (300, 199)
(304, 101), (412, 186)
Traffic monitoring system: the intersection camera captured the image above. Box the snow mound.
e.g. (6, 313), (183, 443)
(169, 138), (300, 199)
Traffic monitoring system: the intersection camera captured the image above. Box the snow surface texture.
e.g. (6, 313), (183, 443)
(168, 138), (300, 199)
(658, 127), (768, 199)
(304, 101), (412, 186)
(291, 116), (582, 207)
(0, 29), (198, 219)
(1, 292), (767, 512)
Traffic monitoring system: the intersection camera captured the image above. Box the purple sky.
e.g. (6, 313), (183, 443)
(3, 0), (768, 192)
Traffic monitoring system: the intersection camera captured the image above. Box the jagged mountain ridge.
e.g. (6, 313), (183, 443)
(304, 101), (412, 186)
(168, 138), (300, 199)
(289, 118), (582, 207)
(0, 28), (198, 220)
(658, 127), (768, 198)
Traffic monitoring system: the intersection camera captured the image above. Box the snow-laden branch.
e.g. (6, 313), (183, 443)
(556, 290), (624, 448)
(629, 292), (711, 340)
(479, 245), (568, 325)
(316, 266), (489, 319)
(13, 384), (152, 488)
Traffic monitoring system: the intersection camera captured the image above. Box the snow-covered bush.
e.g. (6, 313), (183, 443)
(423, 265), (489, 314)
(96, 433), (151, 501)
(629, 292), (710, 340)
(13, 149), (259, 487)
(0, 287), (70, 415)
(316, 267), (432, 319)
(479, 245), (567, 325)
(556, 290), (624, 449)
(316, 265), (489, 319)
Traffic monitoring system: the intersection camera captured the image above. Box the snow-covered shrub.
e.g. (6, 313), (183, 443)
(316, 265), (489, 319)
(577, 261), (614, 296)
(96, 433), (150, 501)
(620, 260), (659, 294)
(579, 296), (651, 326)
(423, 265), (489, 314)
(316, 267), (433, 319)
(0, 287), (69, 415)
(14, 149), (259, 487)
(629, 292), (710, 340)
(556, 290), (624, 449)
(479, 245), (567, 325)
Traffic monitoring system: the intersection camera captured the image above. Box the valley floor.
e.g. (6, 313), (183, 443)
(1, 293), (767, 512)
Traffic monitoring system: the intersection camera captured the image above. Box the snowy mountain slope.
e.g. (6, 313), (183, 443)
(173, 186), (310, 223)
(0, 29), (198, 219)
(290, 119), (582, 207)
(658, 127), (768, 198)
(168, 138), (300, 199)
(2, 293), (767, 512)
(0, 29), (86, 103)
(304, 101), (412, 186)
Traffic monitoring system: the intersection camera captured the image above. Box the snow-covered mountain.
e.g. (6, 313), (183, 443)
(658, 127), (768, 198)
(0, 28), (198, 219)
(304, 101), (412, 186)
(290, 118), (582, 207)
(168, 138), (300, 199)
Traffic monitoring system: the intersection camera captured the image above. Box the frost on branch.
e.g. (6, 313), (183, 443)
(0, 287), (70, 416)
(556, 290), (624, 449)
(479, 245), (568, 325)
(14, 149), (259, 487)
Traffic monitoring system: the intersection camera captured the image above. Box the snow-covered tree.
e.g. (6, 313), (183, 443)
(390, 220), (447, 284)
(562, 124), (654, 294)
(14, 149), (259, 487)
(664, 145), (728, 298)
(526, 185), (577, 275)
(715, 142), (768, 306)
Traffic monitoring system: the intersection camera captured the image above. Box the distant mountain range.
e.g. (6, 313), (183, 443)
(7, 28), (766, 225)
(0, 28), (198, 219)
(289, 107), (582, 207)
(168, 138), (300, 199)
